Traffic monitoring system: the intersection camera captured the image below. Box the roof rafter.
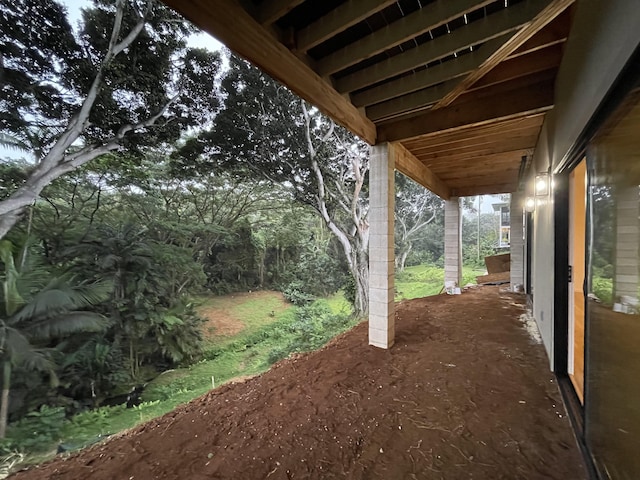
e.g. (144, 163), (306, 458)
(367, 79), (460, 122)
(445, 171), (520, 184)
(317, 0), (495, 76)
(401, 114), (544, 146)
(416, 135), (540, 162)
(414, 127), (540, 156)
(507, 8), (570, 58)
(469, 43), (563, 91)
(370, 50), (560, 123)
(394, 143), (451, 199)
(431, 151), (530, 175)
(378, 71), (555, 143)
(351, 35), (507, 108)
(257, 0), (306, 25)
(433, 0), (574, 109)
(296, 0), (398, 53)
(336, 0), (552, 94)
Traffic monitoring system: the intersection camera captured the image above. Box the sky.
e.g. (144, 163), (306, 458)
(0, 0), (223, 160)
(60, 0), (224, 50)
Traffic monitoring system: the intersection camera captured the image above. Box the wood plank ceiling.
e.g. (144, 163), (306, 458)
(161, 0), (574, 198)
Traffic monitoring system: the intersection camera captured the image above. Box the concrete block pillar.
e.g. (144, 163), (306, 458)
(614, 186), (639, 300)
(369, 143), (395, 349)
(510, 193), (525, 289)
(444, 197), (462, 286)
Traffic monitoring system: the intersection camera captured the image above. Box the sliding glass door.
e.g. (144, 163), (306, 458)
(586, 83), (640, 479)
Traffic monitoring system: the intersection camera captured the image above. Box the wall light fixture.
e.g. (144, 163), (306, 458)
(535, 172), (550, 196)
(524, 197), (536, 212)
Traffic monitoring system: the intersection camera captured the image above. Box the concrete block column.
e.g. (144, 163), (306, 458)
(369, 143), (395, 349)
(614, 186), (639, 300)
(510, 193), (525, 289)
(444, 197), (462, 286)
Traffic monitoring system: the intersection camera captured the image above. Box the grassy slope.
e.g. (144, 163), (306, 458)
(58, 293), (297, 449)
(57, 292), (354, 451)
(12, 265), (482, 465)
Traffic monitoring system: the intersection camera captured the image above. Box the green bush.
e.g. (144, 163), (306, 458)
(63, 406), (113, 438)
(342, 276), (356, 308)
(282, 281), (316, 306)
(2, 405), (66, 453)
(267, 302), (355, 363)
(592, 277), (613, 305)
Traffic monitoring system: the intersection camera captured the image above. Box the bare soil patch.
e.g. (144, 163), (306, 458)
(198, 291), (288, 339)
(12, 286), (587, 480)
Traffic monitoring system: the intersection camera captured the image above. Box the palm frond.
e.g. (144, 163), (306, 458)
(9, 278), (110, 326)
(24, 312), (109, 341)
(19, 348), (56, 375)
(3, 327), (32, 361)
(0, 133), (29, 152)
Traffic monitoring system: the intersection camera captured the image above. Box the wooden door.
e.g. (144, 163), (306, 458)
(569, 159), (586, 403)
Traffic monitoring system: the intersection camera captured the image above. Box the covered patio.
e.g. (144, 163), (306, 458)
(12, 286), (587, 479)
(162, 0), (572, 349)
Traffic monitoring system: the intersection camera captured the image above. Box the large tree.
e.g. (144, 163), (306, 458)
(394, 173), (443, 271)
(0, 0), (221, 239)
(178, 56), (371, 315)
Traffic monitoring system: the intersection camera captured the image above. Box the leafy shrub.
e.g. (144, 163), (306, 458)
(591, 277), (613, 305)
(3, 406), (67, 453)
(342, 276), (356, 308)
(268, 302), (355, 364)
(282, 282), (315, 306)
(63, 406), (113, 439)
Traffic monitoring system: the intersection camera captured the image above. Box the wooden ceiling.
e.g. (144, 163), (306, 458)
(161, 0), (574, 198)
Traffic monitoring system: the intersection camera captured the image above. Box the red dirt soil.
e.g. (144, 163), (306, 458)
(11, 286), (587, 480)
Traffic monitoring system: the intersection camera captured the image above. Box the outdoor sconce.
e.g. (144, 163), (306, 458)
(524, 197), (535, 212)
(535, 172), (550, 196)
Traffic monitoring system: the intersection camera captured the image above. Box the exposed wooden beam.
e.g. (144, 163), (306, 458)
(415, 134), (540, 161)
(368, 46), (560, 122)
(317, 0), (495, 76)
(431, 152), (529, 176)
(401, 114), (544, 146)
(430, 156), (529, 175)
(408, 121), (541, 154)
(469, 44), (562, 90)
(257, 0), (306, 25)
(377, 72), (555, 143)
(352, 35), (507, 108)
(393, 143), (451, 199)
(433, 0), (574, 109)
(445, 171), (519, 184)
(336, 0), (550, 94)
(507, 8), (570, 58)
(451, 183), (517, 196)
(366, 79), (460, 122)
(296, 0), (397, 53)
(162, 0), (376, 145)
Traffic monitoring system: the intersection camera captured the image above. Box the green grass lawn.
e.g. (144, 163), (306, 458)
(395, 264), (485, 301)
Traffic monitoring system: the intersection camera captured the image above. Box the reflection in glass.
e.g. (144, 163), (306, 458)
(586, 85), (640, 479)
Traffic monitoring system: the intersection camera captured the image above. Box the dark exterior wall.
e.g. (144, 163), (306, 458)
(528, 0), (640, 367)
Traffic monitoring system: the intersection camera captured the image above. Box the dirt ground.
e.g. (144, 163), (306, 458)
(12, 286), (587, 480)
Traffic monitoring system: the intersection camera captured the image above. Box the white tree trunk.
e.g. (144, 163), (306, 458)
(302, 102), (369, 316)
(0, 1), (171, 241)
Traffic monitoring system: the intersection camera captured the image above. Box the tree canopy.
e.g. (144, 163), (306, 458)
(0, 0), (221, 238)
